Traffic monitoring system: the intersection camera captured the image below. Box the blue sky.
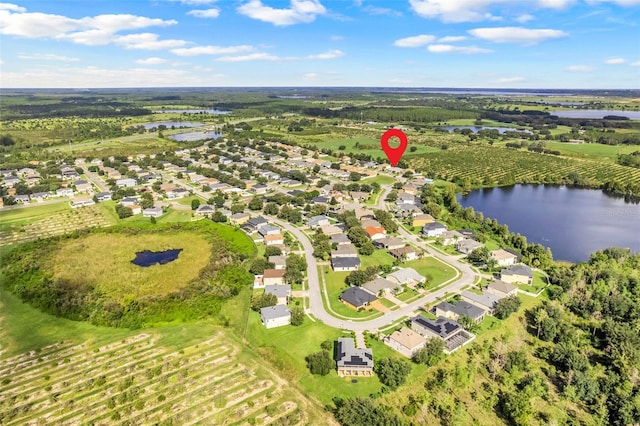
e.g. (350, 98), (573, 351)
(1, 0), (639, 88)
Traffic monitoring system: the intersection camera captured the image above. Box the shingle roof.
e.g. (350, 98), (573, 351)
(387, 267), (425, 284)
(501, 264), (533, 277)
(436, 301), (486, 320)
(264, 285), (291, 298)
(331, 257), (361, 269)
(339, 287), (377, 307)
(260, 305), (290, 320)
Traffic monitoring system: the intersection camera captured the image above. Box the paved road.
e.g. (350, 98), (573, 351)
(81, 166), (109, 192)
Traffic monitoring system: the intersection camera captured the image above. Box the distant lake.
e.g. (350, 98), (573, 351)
(441, 126), (532, 134)
(138, 121), (204, 130)
(550, 110), (640, 119)
(458, 185), (640, 263)
(169, 131), (222, 142)
(153, 109), (231, 114)
(132, 249), (182, 267)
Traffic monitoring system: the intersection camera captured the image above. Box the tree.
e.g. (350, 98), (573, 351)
(412, 338), (445, 366)
(375, 357), (411, 389)
(264, 246), (282, 258)
(305, 350), (333, 375)
(115, 204), (133, 219)
(358, 241), (375, 256)
(248, 197), (263, 211)
(263, 202), (279, 216)
(467, 247), (489, 264)
(349, 172), (361, 181)
(321, 340), (333, 352)
(290, 306), (305, 326)
(211, 211), (227, 222)
(286, 254), (307, 273)
(312, 231), (331, 260)
(345, 266), (380, 287)
(250, 293), (278, 311)
(140, 192), (154, 209)
(191, 199), (201, 210)
(230, 203), (245, 214)
(385, 190), (398, 202)
(495, 295), (521, 319)
(150, 216), (156, 224)
(347, 226), (369, 248)
(249, 258), (275, 275)
(284, 268), (304, 285)
(334, 397), (403, 426)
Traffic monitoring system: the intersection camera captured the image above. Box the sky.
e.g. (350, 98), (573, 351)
(0, 0), (639, 89)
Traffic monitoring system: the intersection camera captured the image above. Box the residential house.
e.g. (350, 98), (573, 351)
(264, 233), (284, 246)
(320, 224), (343, 236)
(434, 301), (486, 323)
(411, 316), (463, 340)
(422, 222), (447, 237)
(336, 337), (374, 377)
(362, 278), (401, 297)
(121, 197), (139, 207)
(167, 188), (189, 199)
(142, 207), (163, 218)
(95, 191), (112, 202)
(31, 191), (52, 201)
(330, 233), (351, 246)
(116, 178), (137, 188)
(14, 194), (31, 203)
(490, 249), (518, 267)
(456, 239), (483, 255)
(258, 225), (281, 237)
(486, 280), (518, 298)
(195, 205), (216, 216)
(360, 219), (382, 229)
(307, 215), (331, 228)
(339, 287), (377, 310)
(387, 268), (425, 286)
(440, 230), (465, 246)
(383, 327), (426, 358)
(264, 285), (291, 305)
(396, 192), (417, 205)
(412, 213), (435, 227)
(2, 176), (20, 187)
(56, 187), (74, 197)
(331, 244), (358, 258)
(365, 226), (386, 241)
(331, 257), (361, 272)
(244, 216), (269, 232)
(354, 208), (375, 220)
(70, 198), (95, 208)
(74, 180), (92, 193)
(374, 237), (405, 250)
(250, 184), (269, 194)
(260, 305), (291, 329)
(389, 246), (420, 261)
(460, 290), (501, 315)
(263, 269), (286, 286)
(129, 205), (142, 215)
(230, 212), (250, 225)
(500, 264), (533, 285)
(268, 255), (287, 270)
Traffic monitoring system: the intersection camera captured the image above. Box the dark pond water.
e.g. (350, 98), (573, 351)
(441, 126), (532, 134)
(153, 109), (231, 114)
(139, 121), (204, 130)
(458, 185), (640, 263)
(550, 110), (640, 119)
(169, 131), (222, 142)
(131, 249), (183, 267)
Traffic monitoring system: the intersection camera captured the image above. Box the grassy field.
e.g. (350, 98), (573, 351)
(320, 266), (384, 320)
(302, 134), (440, 159)
(543, 141), (638, 162)
(0, 201), (71, 231)
(47, 231), (212, 301)
(403, 256), (458, 289)
(360, 249), (395, 269)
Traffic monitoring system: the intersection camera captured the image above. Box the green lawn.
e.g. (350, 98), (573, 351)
(360, 249), (395, 269)
(403, 256), (458, 289)
(515, 270), (548, 294)
(544, 141), (639, 162)
(305, 135), (439, 159)
(320, 266), (384, 320)
(379, 298), (396, 308)
(0, 201), (71, 230)
(365, 175), (396, 186)
(395, 286), (420, 302)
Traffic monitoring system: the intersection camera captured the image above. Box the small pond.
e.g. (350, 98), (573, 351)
(131, 249), (183, 267)
(169, 131), (222, 142)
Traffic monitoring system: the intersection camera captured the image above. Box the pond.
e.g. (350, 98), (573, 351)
(458, 185), (640, 263)
(137, 121), (204, 130)
(440, 126), (532, 134)
(169, 131), (222, 142)
(131, 249), (183, 267)
(550, 110), (640, 120)
(153, 109), (231, 114)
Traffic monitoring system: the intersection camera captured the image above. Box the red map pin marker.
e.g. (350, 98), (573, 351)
(381, 129), (408, 167)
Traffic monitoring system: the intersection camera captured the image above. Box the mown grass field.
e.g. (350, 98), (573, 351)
(403, 256), (458, 289)
(46, 232), (212, 302)
(0, 201), (71, 231)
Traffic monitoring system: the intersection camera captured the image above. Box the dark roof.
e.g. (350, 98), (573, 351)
(339, 287), (377, 307)
(423, 222), (447, 231)
(501, 264), (533, 277)
(411, 316), (461, 339)
(336, 337), (373, 368)
(331, 257), (361, 269)
(436, 301), (485, 320)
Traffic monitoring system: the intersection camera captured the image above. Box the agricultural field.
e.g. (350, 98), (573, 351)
(0, 203), (115, 246)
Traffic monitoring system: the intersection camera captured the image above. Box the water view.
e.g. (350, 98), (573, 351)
(458, 185), (640, 263)
(131, 249), (183, 267)
(550, 110), (640, 120)
(440, 126), (532, 134)
(169, 131), (222, 142)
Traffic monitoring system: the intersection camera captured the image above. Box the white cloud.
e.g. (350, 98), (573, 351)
(216, 52), (280, 62)
(427, 44), (493, 54)
(306, 49), (344, 59)
(588, 0), (640, 5)
(394, 34), (436, 47)
(135, 57), (168, 65)
(187, 8), (220, 18)
(166, 0), (218, 5)
(497, 76), (525, 83)
(303, 72), (318, 80)
(567, 65), (596, 72)
(18, 53), (80, 62)
(537, 0), (575, 9)
(469, 27), (568, 44)
(437, 36), (467, 42)
(0, 3), (26, 12)
(515, 14), (535, 23)
(631, 61), (640, 67)
(114, 33), (187, 50)
(237, 0), (326, 26)
(604, 58), (625, 64)
(362, 5), (402, 17)
(409, 0), (508, 22)
(171, 45), (255, 56)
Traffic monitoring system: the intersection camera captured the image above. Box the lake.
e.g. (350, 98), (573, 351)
(440, 126), (532, 134)
(138, 121), (204, 130)
(153, 109), (231, 114)
(131, 249), (183, 267)
(169, 131), (222, 142)
(550, 110), (640, 120)
(457, 185), (640, 263)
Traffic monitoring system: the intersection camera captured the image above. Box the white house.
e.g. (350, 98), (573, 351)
(260, 305), (291, 329)
(116, 178), (137, 188)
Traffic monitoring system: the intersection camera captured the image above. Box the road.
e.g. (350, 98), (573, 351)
(81, 166), (109, 192)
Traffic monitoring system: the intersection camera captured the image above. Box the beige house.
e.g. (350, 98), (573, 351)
(486, 280), (518, 298)
(263, 269), (285, 286)
(383, 327), (426, 358)
(264, 233), (284, 246)
(490, 249), (518, 267)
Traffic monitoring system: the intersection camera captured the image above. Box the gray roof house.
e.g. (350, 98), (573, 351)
(258, 225), (281, 237)
(336, 337), (374, 377)
(422, 222), (447, 237)
(195, 204), (216, 215)
(500, 264), (533, 285)
(264, 285), (291, 305)
(460, 290), (501, 314)
(331, 257), (361, 272)
(457, 238), (484, 255)
(268, 255), (287, 270)
(434, 301), (486, 323)
(411, 316), (462, 340)
(142, 206), (164, 218)
(260, 305), (291, 329)
(387, 267), (425, 286)
(362, 278), (401, 296)
(486, 280), (518, 298)
(330, 233), (351, 245)
(331, 244), (358, 258)
(339, 287), (377, 309)
(307, 215), (331, 228)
